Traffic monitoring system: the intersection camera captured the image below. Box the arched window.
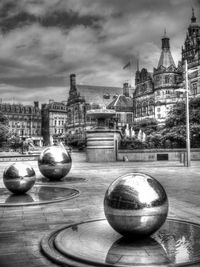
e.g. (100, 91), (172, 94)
(142, 102), (148, 116)
(136, 103), (142, 117)
(148, 101), (154, 115)
(165, 75), (170, 84)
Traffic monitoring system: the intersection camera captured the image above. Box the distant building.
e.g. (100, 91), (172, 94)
(65, 74), (123, 142)
(41, 100), (68, 145)
(0, 101), (42, 146)
(107, 82), (133, 129)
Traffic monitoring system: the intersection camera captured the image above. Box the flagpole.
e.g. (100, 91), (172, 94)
(129, 57), (132, 87)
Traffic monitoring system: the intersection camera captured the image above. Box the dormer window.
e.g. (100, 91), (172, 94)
(103, 94), (110, 99)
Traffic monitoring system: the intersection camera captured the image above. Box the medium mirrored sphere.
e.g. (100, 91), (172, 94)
(38, 146), (72, 181)
(3, 162), (36, 194)
(104, 172), (168, 237)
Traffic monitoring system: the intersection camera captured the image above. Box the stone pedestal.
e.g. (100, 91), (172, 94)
(86, 129), (121, 162)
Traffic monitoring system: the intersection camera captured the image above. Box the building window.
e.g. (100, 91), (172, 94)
(165, 75), (170, 84)
(192, 83), (197, 95)
(142, 103), (148, 116)
(157, 91), (160, 96)
(136, 105), (142, 117)
(157, 107), (160, 112)
(149, 103), (154, 115)
(127, 113), (133, 123)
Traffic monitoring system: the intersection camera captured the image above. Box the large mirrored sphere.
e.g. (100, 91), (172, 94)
(104, 172), (168, 237)
(3, 162), (36, 194)
(38, 146), (72, 181)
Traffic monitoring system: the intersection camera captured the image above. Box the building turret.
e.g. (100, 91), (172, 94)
(157, 30), (175, 68)
(70, 74), (76, 90)
(191, 7), (197, 24)
(182, 9), (200, 64)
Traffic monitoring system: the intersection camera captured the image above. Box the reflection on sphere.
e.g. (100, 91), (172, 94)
(3, 162), (36, 194)
(38, 146), (72, 180)
(104, 172), (168, 237)
(106, 236), (169, 265)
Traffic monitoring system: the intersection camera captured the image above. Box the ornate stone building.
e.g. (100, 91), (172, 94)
(41, 100), (68, 145)
(133, 32), (182, 123)
(0, 101), (42, 145)
(182, 9), (200, 96)
(133, 10), (200, 123)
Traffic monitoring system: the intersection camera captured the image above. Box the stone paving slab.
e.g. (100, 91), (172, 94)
(0, 153), (200, 266)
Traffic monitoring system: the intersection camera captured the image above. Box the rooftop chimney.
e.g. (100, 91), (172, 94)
(123, 82), (129, 97)
(34, 101), (39, 108)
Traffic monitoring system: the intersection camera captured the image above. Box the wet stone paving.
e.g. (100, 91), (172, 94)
(1, 152), (200, 266)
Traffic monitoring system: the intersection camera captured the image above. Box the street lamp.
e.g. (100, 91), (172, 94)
(185, 60), (190, 167)
(176, 60), (198, 167)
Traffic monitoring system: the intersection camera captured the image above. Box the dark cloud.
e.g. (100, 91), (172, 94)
(0, 75), (66, 88)
(0, 0), (102, 33)
(0, 0), (199, 104)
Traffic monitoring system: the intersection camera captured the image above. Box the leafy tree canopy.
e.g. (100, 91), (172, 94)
(0, 112), (9, 143)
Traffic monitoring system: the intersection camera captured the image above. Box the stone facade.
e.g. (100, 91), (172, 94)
(41, 100), (68, 145)
(0, 101), (42, 145)
(133, 11), (200, 124)
(133, 32), (182, 124)
(182, 9), (200, 96)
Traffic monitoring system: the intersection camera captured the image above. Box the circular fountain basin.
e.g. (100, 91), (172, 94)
(41, 218), (200, 267)
(0, 185), (79, 206)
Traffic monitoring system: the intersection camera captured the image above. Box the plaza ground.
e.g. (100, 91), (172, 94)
(0, 152), (200, 267)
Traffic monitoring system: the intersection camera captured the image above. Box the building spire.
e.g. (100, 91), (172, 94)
(164, 28), (167, 37)
(191, 7), (196, 23)
(161, 28), (170, 50)
(157, 31), (175, 68)
(136, 54), (140, 71)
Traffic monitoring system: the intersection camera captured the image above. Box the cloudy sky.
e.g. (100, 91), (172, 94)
(0, 0), (199, 105)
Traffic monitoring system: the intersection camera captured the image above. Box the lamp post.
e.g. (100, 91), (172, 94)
(177, 61), (198, 167)
(185, 60), (190, 167)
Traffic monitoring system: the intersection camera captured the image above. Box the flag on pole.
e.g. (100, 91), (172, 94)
(123, 61), (131, 69)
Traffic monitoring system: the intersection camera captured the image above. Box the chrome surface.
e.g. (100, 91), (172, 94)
(3, 162), (36, 194)
(44, 218), (200, 267)
(38, 146), (72, 180)
(104, 172), (168, 237)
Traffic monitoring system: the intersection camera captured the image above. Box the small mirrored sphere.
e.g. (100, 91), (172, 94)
(38, 146), (72, 181)
(3, 162), (36, 194)
(104, 172), (168, 237)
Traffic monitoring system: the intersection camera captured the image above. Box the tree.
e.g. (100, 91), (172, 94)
(0, 112), (9, 145)
(132, 118), (158, 135)
(163, 97), (200, 148)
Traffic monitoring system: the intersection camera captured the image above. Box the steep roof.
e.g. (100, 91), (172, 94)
(76, 84), (122, 107)
(157, 50), (175, 69)
(157, 32), (176, 69)
(107, 94), (133, 112)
